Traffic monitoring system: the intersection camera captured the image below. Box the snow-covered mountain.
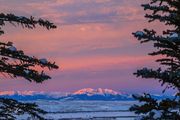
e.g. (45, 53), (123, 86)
(73, 88), (120, 96)
(60, 88), (132, 101)
(0, 88), (171, 101)
(0, 91), (65, 101)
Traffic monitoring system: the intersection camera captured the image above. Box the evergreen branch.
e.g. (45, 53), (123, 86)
(0, 97), (46, 120)
(0, 13), (56, 31)
(0, 11), (58, 119)
(132, 0), (180, 119)
(145, 14), (180, 27)
(0, 42), (59, 70)
(134, 67), (180, 88)
(130, 94), (180, 120)
(148, 0), (179, 9)
(0, 59), (51, 83)
(142, 4), (172, 14)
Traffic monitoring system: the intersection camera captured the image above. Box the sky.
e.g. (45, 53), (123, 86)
(0, 0), (174, 94)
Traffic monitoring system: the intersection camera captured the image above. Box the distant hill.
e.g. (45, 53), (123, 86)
(0, 88), (172, 101)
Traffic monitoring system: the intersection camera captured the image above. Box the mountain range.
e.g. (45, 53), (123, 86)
(0, 88), (172, 101)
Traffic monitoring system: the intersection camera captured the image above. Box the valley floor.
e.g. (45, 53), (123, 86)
(36, 100), (138, 120)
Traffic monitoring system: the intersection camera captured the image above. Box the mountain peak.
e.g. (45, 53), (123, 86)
(73, 88), (120, 96)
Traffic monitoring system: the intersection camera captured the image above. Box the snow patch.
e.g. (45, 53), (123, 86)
(135, 31), (144, 37)
(151, 109), (162, 119)
(8, 46), (17, 52)
(169, 32), (178, 39)
(39, 58), (48, 64)
(24, 70), (30, 74)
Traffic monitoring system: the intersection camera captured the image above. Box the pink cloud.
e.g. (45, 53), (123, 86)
(0, 0), (169, 94)
(58, 55), (156, 71)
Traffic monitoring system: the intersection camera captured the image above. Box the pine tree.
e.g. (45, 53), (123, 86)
(130, 0), (180, 119)
(0, 13), (58, 119)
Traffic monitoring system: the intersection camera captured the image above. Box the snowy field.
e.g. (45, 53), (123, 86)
(31, 100), (138, 120)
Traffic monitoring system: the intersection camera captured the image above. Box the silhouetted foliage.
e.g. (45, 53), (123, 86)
(0, 13), (58, 119)
(130, 0), (180, 119)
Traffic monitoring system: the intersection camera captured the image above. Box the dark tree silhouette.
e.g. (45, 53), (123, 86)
(130, 0), (180, 120)
(0, 13), (58, 119)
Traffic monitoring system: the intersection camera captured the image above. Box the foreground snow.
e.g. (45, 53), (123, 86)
(19, 100), (137, 120)
(46, 111), (136, 120)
